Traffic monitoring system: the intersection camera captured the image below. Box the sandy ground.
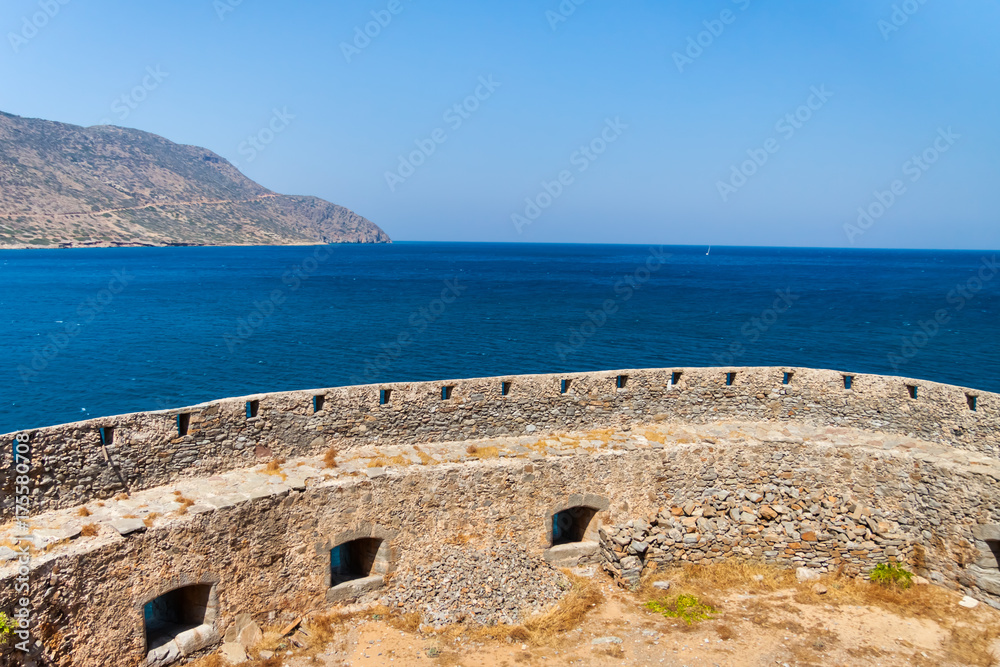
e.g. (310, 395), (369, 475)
(208, 564), (1000, 667)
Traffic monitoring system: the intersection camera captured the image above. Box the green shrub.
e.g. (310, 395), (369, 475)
(0, 612), (13, 644)
(646, 594), (717, 624)
(869, 562), (913, 589)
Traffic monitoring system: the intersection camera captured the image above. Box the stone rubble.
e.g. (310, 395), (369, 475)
(381, 541), (569, 627)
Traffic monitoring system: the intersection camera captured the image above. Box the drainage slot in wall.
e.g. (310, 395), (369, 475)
(246, 400), (259, 419)
(616, 375), (628, 389)
(843, 375), (853, 390)
(725, 372), (736, 386)
(176, 414), (190, 437)
(441, 386), (454, 400)
(501, 381), (512, 396)
(379, 389), (391, 405)
(968, 394), (978, 411)
(560, 379), (571, 394)
(144, 584), (217, 662)
(552, 506), (599, 546)
(783, 372), (793, 385)
(100, 426), (114, 446)
(331, 538), (383, 585)
(313, 395), (326, 413)
(671, 371), (683, 385)
(907, 385), (918, 400)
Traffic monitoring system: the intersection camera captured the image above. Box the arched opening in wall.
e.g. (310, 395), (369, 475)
(552, 506), (599, 546)
(143, 584), (217, 662)
(326, 536), (391, 603)
(331, 538), (383, 585)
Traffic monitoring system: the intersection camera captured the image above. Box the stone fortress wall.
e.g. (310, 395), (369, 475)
(1, 366), (998, 667)
(1, 366), (997, 521)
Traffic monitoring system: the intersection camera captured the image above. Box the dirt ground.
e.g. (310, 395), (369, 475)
(193, 562), (1000, 667)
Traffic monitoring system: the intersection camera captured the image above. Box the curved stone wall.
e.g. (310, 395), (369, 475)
(0, 367), (998, 666)
(1, 429), (998, 666)
(1, 366), (997, 521)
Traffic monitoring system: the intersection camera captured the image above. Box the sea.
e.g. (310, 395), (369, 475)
(1, 243), (997, 434)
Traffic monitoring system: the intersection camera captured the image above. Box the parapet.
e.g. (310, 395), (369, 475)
(1, 366), (995, 521)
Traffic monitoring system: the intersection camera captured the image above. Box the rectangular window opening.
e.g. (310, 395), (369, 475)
(843, 375), (853, 390)
(99, 426), (114, 446)
(313, 395), (326, 413)
(177, 414), (190, 437)
(379, 389), (391, 405)
(560, 379), (572, 394)
(501, 381), (512, 396)
(441, 386), (454, 400)
(144, 584), (213, 655)
(725, 372), (736, 386)
(616, 375), (628, 389)
(246, 400), (259, 419)
(967, 394), (978, 411)
(907, 385), (918, 400)
(331, 538), (383, 585)
(783, 372), (793, 385)
(671, 371), (683, 385)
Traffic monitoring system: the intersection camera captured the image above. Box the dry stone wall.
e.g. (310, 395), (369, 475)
(2, 366), (997, 522)
(1, 436), (998, 667)
(599, 439), (997, 593)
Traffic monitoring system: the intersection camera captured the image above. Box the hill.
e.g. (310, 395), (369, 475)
(0, 111), (390, 248)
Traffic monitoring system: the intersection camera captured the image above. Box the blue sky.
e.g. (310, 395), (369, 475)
(2, 0), (997, 248)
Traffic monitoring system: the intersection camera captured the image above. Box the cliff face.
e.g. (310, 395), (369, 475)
(0, 111), (390, 247)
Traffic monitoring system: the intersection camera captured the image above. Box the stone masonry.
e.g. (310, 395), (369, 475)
(0, 367), (997, 666)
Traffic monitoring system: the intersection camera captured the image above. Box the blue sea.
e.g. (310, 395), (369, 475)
(1, 243), (997, 434)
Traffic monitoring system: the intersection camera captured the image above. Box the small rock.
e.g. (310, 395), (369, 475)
(219, 642), (248, 665)
(108, 519), (146, 536)
(653, 581), (671, 590)
(959, 596), (979, 609)
(752, 575), (764, 583)
(592, 636), (623, 645)
(812, 584), (827, 595)
(913, 576), (929, 586)
(796, 567), (821, 583)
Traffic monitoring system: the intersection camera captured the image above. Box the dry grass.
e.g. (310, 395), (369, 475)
(80, 524), (99, 537)
(941, 621), (1000, 666)
(443, 533), (473, 546)
(647, 560), (1000, 667)
(413, 447), (436, 465)
(366, 454), (411, 468)
(264, 457), (287, 474)
(466, 446), (499, 459)
(175, 495), (196, 515)
(466, 444), (478, 454)
(114, 493), (129, 500)
(142, 512), (159, 528)
(322, 447), (338, 469)
(186, 654), (225, 667)
(77, 507), (91, 517)
(506, 573), (603, 644)
(642, 559), (794, 599)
